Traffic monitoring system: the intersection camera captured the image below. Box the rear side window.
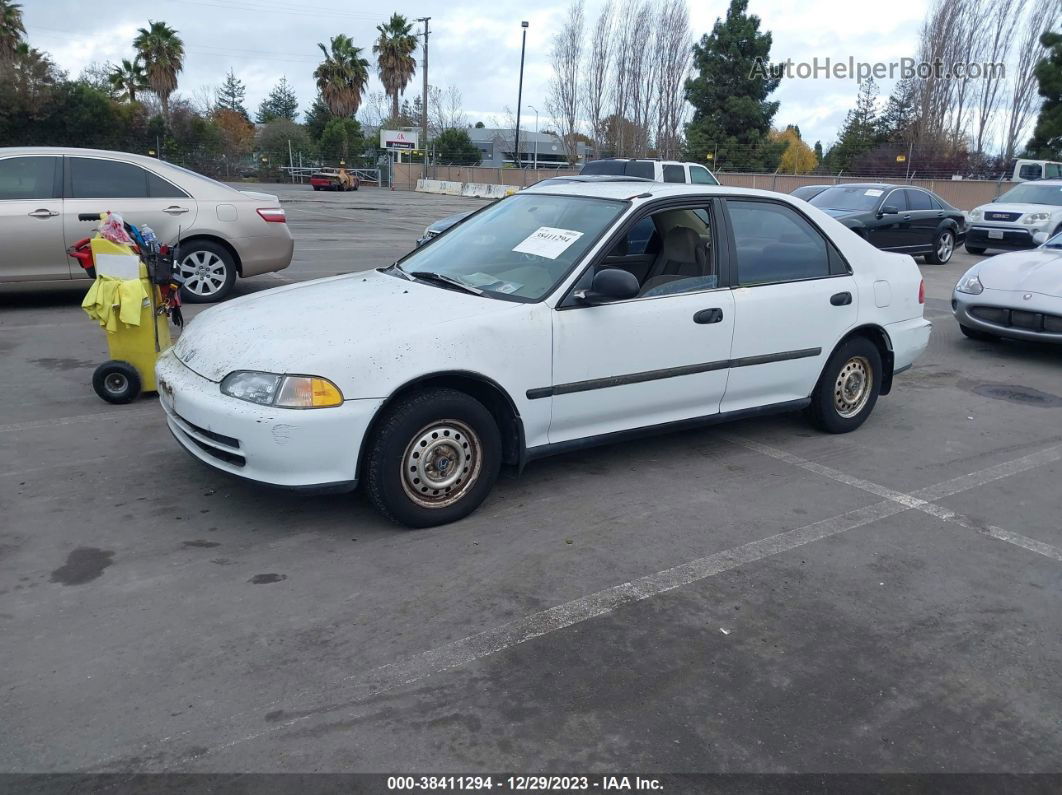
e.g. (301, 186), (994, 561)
(1045, 163), (1062, 179)
(906, 190), (932, 210)
(689, 166), (717, 185)
(1018, 164), (1043, 180)
(68, 157), (187, 199)
(581, 160), (625, 176)
(727, 200), (830, 285)
(0, 156), (59, 200)
(662, 164), (685, 183)
(626, 161), (654, 179)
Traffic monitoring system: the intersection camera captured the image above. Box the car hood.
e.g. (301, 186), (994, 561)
(818, 208), (865, 220)
(977, 248), (1062, 297)
(172, 269), (515, 383)
(974, 202), (1058, 217)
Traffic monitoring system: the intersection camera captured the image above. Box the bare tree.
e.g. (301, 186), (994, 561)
(359, 90), (389, 131)
(946, 0), (981, 142)
(972, 0), (1021, 154)
(609, 0), (640, 156)
(546, 0), (585, 167)
(627, 0), (658, 158)
(913, 0), (966, 149)
(1002, 0), (1055, 160)
(429, 84), (466, 134)
(189, 83), (217, 115)
(653, 0), (691, 159)
(582, 0), (613, 160)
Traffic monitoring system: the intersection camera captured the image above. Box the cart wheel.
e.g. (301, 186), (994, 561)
(93, 361), (141, 404)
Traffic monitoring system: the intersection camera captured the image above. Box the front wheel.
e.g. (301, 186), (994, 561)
(365, 388), (502, 528)
(925, 229), (954, 264)
(807, 337), (882, 434)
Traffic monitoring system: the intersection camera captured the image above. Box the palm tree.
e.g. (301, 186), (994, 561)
(133, 20), (184, 121)
(372, 13), (417, 121)
(0, 0), (26, 64)
(109, 58), (147, 103)
(313, 34), (369, 118)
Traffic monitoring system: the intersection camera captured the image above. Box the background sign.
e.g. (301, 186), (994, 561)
(380, 129), (419, 150)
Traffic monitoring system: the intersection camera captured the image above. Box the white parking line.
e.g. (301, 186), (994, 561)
(87, 437), (1062, 771)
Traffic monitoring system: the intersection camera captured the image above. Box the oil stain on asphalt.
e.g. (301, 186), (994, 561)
(50, 547), (115, 586)
(249, 573), (287, 584)
(972, 384), (1062, 407)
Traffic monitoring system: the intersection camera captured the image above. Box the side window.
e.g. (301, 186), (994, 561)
(146, 171), (188, 198)
(1018, 164), (1042, 180)
(690, 165), (716, 185)
(1045, 163), (1061, 179)
(0, 156), (59, 200)
(626, 161), (654, 179)
(662, 164), (685, 183)
(727, 200), (830, 285)
(625, 216), (657, 255)
(69, 157), (152, 199)
(906, 190), (932, 210)
(928, 195), (943, 210)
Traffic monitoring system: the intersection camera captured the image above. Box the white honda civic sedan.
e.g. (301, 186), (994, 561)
(157, 183), (931, 527)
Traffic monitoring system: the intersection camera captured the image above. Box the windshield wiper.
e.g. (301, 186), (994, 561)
(380, 262), (414, 280)
(408, 271), (483, 296)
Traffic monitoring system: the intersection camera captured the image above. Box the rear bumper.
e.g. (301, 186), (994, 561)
(966, 225), (1041, 250)
(952, 289), (1062, 344)
(887, 316), (933, 371)
(232, 231), (294, 277)
(156, 349), (383, 488)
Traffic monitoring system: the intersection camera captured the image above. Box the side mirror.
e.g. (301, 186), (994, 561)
(879, 204), (899, 216)
(575, 268), (639, 305)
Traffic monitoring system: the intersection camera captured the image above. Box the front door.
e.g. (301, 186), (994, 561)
(867, 189), (913, 250)
(545, 201), (735, 444)
(0, 155), (67, 281)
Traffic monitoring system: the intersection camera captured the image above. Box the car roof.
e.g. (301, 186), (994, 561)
(521, 182), (789, 202)
(0, 146), (173, 169)
(819, 183), (897, 190)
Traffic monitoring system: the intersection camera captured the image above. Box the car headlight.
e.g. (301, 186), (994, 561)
(956, 273), (984, 295)
(1021, 212), (1050, 225)
(220, 371), (344, 408)
(968, 208), (982, 220)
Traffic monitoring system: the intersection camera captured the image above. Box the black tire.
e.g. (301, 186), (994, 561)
(960, 324), (996, 342)
(807, 337), (882, 434)
(312, 185), (321, 191)
(965, 243), (987, 255)
(351, 181), (359, 191)
(92, 360), (141, 404)
(925, 228), (955, 264)
(365, 388), (502, 528)
(177, 240), (237, 304)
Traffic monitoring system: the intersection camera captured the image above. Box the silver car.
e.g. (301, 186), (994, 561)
(953, 230), (1062, 344)
(0, 147), (294, 302)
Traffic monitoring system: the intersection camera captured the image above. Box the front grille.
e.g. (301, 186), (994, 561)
(984, 211), (1021, 222)
(177, 413), (240, 448)
(970, 305), (1062, 334)
(187, 436), (246, 467)
(168, 409), (246, 468)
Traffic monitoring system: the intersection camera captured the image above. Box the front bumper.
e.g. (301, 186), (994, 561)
(952, 288), (1062, 344)
(966, 225), (1045, 251)
(155, 350), (384, 489)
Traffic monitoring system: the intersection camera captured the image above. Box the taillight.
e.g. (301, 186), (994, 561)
(256, 208), (286, 223)
(918, 279), (925, 304)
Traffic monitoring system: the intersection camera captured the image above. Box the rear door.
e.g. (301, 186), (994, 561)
(63, 156), (197, 267)
(0, 155), (67, 281)
(903, 188), (939, 251)
(721, 198), (857, 412)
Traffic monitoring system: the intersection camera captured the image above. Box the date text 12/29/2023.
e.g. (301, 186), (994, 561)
(386, 775), (664, 791)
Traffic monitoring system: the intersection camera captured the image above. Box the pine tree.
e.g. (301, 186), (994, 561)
(215, 68), (248, 119)
(814, 140), (823, 161)
(831, 78), (880, 171)
(256, 76), (299, 124)
(876, 77), (916, 144)
(304, 93), (333, 142)
(1026, 31), (1062, 160)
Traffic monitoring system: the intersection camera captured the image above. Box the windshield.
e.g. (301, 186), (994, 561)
(996, 183), (1062, 206)
(809, 186), (886, 211)
(397, 193), (626, 300)
(1043, 230), (1062, 248)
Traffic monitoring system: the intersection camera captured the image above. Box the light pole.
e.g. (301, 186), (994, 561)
(514, 21), (528, 170)
(527, 104), (539, 170)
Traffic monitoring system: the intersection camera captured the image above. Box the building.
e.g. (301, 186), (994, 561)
(466, 127), (587, 169)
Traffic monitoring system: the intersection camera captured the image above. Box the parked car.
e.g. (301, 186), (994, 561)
(580, 158), (719, 185)
(791, 185), (830, 201)
(0, 147), (293, 303)
(952, 229), (1062, 344)
(414, 175), (652, 247)
(807, 183), (965, 264)
(309, 167), (359, 191)
(158, 182), (930, 528)
(964, 180), (1062, 254)
(1008, 158), (1062, 182)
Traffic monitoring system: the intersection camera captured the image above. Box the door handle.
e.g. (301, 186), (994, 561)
(830, 291), (852, 306)
(693, 308), (724, 324)
(902, 214), (912, 221)
(28, 208), (59, 218)
(163, 206), (190, 215)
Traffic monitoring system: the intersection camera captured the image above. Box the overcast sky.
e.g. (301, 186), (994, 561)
(24, 0), (932, 147)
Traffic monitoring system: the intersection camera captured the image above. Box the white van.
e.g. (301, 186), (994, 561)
(581, 158), (719, 185)
(1011, 159), (1062, 182)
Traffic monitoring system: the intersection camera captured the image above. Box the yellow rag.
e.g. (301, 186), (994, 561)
(82, 275), (149, 333)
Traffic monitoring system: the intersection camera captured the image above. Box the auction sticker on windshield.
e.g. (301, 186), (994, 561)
(864, 189), (883, 197)
(513, 227), (584, 259)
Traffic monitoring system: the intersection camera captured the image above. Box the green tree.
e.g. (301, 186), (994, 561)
(108, 58), (147, 103)
(0, 0), (25, 63)
(876, 77), (916, 144)
(314, 34), (369, 118)
(257, 118), (312, 164)
(319, 116), (364, 163)
(133, 20), (184, 121)
(373, 13), (418, 122)
(215, 68), (248, 118)
(304, 92), (333, 141)
(684, 0), (783, 171)
(813, 140), (823, 162)
(256, 76), (299, 123)
(434, 127), (480, 165)
(1026, 31), (1062, 160)
(830, 78), (880, 172)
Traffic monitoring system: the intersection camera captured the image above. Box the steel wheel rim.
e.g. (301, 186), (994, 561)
(834, 355), (873, 418)
(179, 251), (227, 296)
(937, 232), (953, 261)
(401, 420), (482, 509)
(104, 372), (128, 394)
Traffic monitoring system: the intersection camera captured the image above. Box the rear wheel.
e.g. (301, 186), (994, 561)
(965, 243), (987, 255)
(960, 324), (996, 342)
(807, 337), (882, 434)
(925, 229), (954, 264)
(178, 241), (237, 303)
(365, 388), (502, 528)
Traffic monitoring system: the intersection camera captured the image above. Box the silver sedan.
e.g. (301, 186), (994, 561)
(0, 147), (293, 302)
(953, 231), (1062, 344)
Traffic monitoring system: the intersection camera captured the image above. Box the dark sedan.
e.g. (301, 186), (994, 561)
(807, 183), (966, 264)
(791, 184), (830, 201)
